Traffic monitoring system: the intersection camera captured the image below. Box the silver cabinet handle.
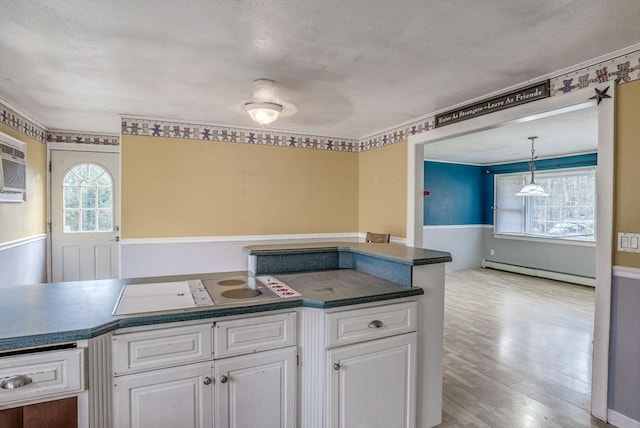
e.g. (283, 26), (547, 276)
(368, 320), (383, 329)
(1, 375), (33, 389)
(333, 363), (340, 371)
(203, 377), (212, 385)
(220, 375), (229, 384)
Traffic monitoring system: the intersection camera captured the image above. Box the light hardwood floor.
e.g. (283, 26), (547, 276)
(439, 268), (612, 428)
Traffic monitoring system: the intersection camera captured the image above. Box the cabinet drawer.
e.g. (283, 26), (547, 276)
(214, 312), (296, 358)
(326, 301), (416, 347)
(113, 323), (213, 375)
(0, 348), (85, 406)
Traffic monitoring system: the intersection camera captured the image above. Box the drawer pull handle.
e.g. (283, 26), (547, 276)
(368, 320), (384, 329)
(220, 375), (229, 384)
(333, 363), (340, 371)
(1, 375), (33, 390)
(203, 377), (212, 385)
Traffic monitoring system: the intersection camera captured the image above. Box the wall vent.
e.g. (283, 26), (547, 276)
(0, 139), (26, 194)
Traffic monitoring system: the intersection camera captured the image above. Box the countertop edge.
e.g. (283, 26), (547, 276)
(0, 289), (423, 352)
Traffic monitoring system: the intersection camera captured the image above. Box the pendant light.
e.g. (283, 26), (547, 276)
(516, 136), (549, 197)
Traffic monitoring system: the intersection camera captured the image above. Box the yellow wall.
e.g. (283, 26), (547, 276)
(121, 136), (359, 238)
(613, 80), (640, 268)
(0, 124), (47, 244)
(358, 141), (407, 237)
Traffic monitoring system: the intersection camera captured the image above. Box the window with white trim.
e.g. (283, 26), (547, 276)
(494, 167), (596, 241)
(63, 162), (113, 233)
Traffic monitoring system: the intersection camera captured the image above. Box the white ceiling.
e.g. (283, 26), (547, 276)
(424, 105), (598, 164)
(0, 1), (638, 139)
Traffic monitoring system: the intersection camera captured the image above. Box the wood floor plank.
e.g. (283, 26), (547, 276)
(438, 268), (612, 428)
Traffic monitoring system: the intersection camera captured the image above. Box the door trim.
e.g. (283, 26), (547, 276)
(46, 142), (121, 281)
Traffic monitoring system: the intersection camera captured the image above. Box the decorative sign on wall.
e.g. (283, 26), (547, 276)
(435, 80), (550, 128)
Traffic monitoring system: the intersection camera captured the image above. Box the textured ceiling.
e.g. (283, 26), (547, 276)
(0, 0), (639, 139)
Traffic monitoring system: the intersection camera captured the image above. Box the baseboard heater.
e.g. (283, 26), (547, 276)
(481, 260), (595, 287)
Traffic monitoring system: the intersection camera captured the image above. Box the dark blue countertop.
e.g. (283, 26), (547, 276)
(244, 242), (452, 266)
(0, 269), (423, 352)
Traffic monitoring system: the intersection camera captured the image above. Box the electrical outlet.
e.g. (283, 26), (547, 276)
(618, 232), (640, 253)
(490, 249), (495, 256)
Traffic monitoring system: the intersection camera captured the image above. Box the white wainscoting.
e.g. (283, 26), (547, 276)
(0, 234), (47, 287)
(120, 233), (362, 279)
(423, 225), (487, 272)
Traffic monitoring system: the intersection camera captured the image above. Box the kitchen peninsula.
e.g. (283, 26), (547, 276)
(0, 242), (451, 428)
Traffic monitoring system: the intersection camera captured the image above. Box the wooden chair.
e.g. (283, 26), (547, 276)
(365, 232), (390, 243)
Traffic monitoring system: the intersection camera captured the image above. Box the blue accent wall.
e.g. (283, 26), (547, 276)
(423, 161), (484, 225)
(424, 153), (597, 226)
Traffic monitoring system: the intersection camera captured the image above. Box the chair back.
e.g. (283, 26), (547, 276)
(365, 232), (390, 243)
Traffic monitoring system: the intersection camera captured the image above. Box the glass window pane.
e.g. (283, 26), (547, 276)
(64, 187), (79, 208)
(82, 187), (96, 208)
(98, 187), (112, 208)
(98, 210), (113, 231)
(81, 210), (96, 232)
(88, 164), (105, 180)
(63, 172), (79, 186)
(64, 209), (80, 232)
(72, 163), (88, 179)
(96, 173), (112, 186)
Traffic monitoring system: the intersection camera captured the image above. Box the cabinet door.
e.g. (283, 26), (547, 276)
(215, 346), (296, 428)
(327, 333), (416, 428)
(113, 362), (213, 428)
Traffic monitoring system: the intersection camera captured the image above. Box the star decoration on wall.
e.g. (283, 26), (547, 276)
(589, 86), (612, 105)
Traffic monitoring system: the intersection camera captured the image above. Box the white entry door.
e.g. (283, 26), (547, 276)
(51, 150), (119, 282)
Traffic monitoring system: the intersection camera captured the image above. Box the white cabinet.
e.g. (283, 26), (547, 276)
(112, 313), (296, 428)
(298, 300), (418, 428)
(113, 362), (213, 428)
(327, 333), (416, 428)
(215, 347), (296, 428)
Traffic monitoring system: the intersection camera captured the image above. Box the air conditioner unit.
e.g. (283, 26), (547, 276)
(0, 137), (27, 193)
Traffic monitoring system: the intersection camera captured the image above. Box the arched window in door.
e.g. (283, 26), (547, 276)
(63, 162), (113, 233)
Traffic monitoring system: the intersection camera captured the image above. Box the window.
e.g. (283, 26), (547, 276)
(63, 163), (113, 233)
(495, 167), (596, 241)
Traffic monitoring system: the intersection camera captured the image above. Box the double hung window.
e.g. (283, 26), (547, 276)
(494, 167), (596, 241)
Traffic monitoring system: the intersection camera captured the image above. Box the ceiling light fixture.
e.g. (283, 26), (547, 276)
(243, 79), (284, 127)
(516, 136), (549, 197)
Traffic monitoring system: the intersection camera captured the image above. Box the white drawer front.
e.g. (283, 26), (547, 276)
(214, 312), (296, 358)
(326, 301), (417, 347)
(0, 348), (85, 406)
(113, 323), (212, 376)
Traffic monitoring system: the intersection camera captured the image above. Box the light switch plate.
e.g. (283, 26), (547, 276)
(617, 232), (640, 253)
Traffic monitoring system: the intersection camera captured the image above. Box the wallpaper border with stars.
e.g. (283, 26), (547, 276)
(120, 117), (359, 152)
(1, 49), (638, 151)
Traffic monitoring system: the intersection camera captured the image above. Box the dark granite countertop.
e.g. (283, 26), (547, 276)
(243, 241), (452, 265)
(0, 269), (423, 352)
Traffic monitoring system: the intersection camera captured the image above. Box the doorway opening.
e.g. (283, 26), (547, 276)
(407, 84), (615, 421)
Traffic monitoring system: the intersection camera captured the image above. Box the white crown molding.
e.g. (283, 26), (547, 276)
(0, 97), (48, 130)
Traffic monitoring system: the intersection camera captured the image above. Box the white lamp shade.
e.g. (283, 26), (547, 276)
(244, 102), (283, 126)
(516, 183), (549, 197)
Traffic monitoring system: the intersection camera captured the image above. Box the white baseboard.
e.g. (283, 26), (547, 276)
(608, 409), (640, 428)
(482, 260), (595, 287)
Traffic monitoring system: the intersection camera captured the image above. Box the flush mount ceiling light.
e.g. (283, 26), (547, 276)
(516, 136), (549, 197)
(242, 79), (295, 127)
